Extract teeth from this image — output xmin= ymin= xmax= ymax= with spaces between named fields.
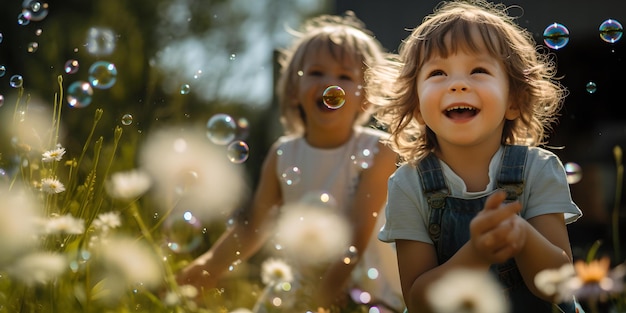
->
xmin=446 ymin=106 xmax=475 ymax=111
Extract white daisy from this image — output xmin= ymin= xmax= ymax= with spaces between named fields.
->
xmin=43 ymin=213 xmax=85 ymax=235
xmin=105 ymin=169 xmax=152 ymax=201
xmin=427 ymin=268 xmax=509 ymax=313
xmin=261 ymin=258 xmax=294 ymax=286
xmin=40 ymin=177 xmax=65 ymax=194
xmin=5 ymin=252 xmax=67 ymax=286
xmin=92 ymin=211 xmax=122 ymax=233
xmin=139 ymin=128 xmax=245 ymax=221
xmin=274 ymin=201 xmax=350 ymax=266
xmin=0 ymin=185 xmax=41 ymax=266
xmin=41 ymin=144 xmax=66 ymax=163
xmin=98 ymin=236 xmax=162 ymax=288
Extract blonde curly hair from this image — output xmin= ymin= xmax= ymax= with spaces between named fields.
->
xmin=367 ymin=0 xmax=566 ymax=164
xmin=276 ymin=11 xmax=386 ymax=136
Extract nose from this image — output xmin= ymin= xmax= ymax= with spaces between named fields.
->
xmin=449 ymin=78 xmax=469 ymax=92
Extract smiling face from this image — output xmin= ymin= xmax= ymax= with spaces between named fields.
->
xmin=295 ymin=44 xmax=365 ymax=135
xmin=415 ymin=26 xmax=519 ymax=151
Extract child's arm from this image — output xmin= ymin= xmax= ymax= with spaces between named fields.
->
xmin=314 ymin=143 xmax=398 ymax=307
xmin=397 ymin=191 xmax=522 ymax=313
xmin=514 ymin=213 xmax=573 ymax=301
xmin=176 ymin=143 xmax=283 ymax=293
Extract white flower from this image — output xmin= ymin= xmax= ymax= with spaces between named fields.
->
xmin=40 ymin=177 xmax=65 ymax=194
xmin=427 ymin=268 xmax=509 ymax=313
xmin=41 ymin=144 xmax=66 ymax=163
xmin=106 ymin=169 xmax=152 ymax=200
xmin=534 ymin=263 xmax=576 ymax=299
xmin=139 ymin=128 xmax=245 ymax=220
xmin=0 ymin=185 xmax=41 ymax=266
xmin=275 ymin=201 xmax=350 ymax=266
xmin=98 ymin=236 xmax=162 ymax=288
xmin=5 ymin=252 xmax=67 ymax=286
xmin=261 ymin=258 xmax=294 ymax=286
xmin=43 ymin=213 xmax=85 ymax=235
xmin=92 ymin=211 xmax=122 ymax=233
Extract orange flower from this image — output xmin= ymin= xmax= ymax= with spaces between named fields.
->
xmin=574 ymin=257 xmax=611 ymax=284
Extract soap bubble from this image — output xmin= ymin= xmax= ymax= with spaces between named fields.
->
xmin=322 ymin=85 xmax=346 ymax=109
xmin=543 ymin=23 xmax=570 ymax=50
xmin=88 ymin=61 xmax=117 ymax=89
xmin=206 ymin=113 xmax=237 ymax=145
xmin=599 ymin=19 xmax=623 ymax=43
xmin=67 ymin=81 xmax=93 ymax=108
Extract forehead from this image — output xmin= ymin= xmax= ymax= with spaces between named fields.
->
xmin=418 ymin=21 xmax=507 ymax=65
xmin=297 ymin=32 xmax=364 ymax=68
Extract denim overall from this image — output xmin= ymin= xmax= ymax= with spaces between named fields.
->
xmin=417 ymin=145 xmax=575 ymax=313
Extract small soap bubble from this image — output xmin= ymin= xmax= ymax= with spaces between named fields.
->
xmin=164 ymin=211 xmax=203 ymax=253
xmin=599 ymin=19 xmax=623 ymax=43
xmin=88 ymin=61 xmax=117 ymax=89
xmin=543 ymin=23 xmax=570 ymax=50
xmin=564 ymin=162 xmax=582 ymax=184
xmin=343 ymin=245 xmax=358 ymax=265
xmin=121 ymin=113 xmax=133 ymax=126
xmin=0 ymin=33 xmax=3 ymax=43
xmin=229 ymin=53 xmax=236 ymax=61
xmin=586 ymin=81 xmax=597 ymax=94
xmin=322 ymin=85 xmax=345 ymax=109
xmin=35 ymin=29 xmax=42 ymax=36
xmin=226 ymin=140 xmax=250 ymax=164
xmin=367 ymin=267 xmax=379 ymax=280
xmin=297 ymin=70 xmax=304 ymax=77
xmin=22 ymin=0 xmax=49 ymax=22
xmin=351 ymin=148 xmax=372 ymax=169
xmin=17 ymin=13 xmax=30 ymax=26
xmin=180 ymin=84 xmax=190 ymax=95
xmin=193 ymin=70 xmax=203 ymax=79
xmin=206 ymin=113 xmax=237 ymax=145
xmin=236 ymin=117 xmax=250 ymax=140
xmin=281 ymin=166 xmax=301 ymax=186
xmin=86 ymin=27 xmax=116 ymax=56
xmin=0 ymin=65 xmax=6 ymax=77
xmin=0 ymin=95 xmax=4 ymax=107
xmin=10 ymin=75 xmax=24 ymax=88
xmin=64 ymin=59 xmax=79 ymax=74
xmin=66 ymin=81 xmax=93 ymax=108
xmin=27 ymin=42 xmax=38 ymax=53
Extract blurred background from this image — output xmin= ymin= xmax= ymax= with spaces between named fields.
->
xmin=0 ymin=0 xmax=625 ymax=262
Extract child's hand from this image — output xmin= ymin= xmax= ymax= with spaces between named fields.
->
xmin=469 ymin=190 xmax=524 ymax=264
xmin=175 ymin=260 xmax=217 ymax=294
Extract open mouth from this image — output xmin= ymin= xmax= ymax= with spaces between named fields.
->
xmin=316 ymin=98 xmax=336 ymax=111
xmin=444 ymin=105 xmax=479 ymax=119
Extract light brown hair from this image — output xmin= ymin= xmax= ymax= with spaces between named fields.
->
xmin=367 ymin=0 xmax=566 ymax=164
xmin=276 ymin=11 xmax=386 ymax=136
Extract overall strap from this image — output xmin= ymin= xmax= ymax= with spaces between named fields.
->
xmin=497 ymin=145 xmax=528 ymax=201
xmin=417 ymin=153 xmax=449 ymax=243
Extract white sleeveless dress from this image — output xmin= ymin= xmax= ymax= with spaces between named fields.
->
xmin=274 ymin=126 xmax=404 ymax=312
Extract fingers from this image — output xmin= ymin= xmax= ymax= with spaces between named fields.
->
xmin=472 ymin=215 xmax=525 ymax=263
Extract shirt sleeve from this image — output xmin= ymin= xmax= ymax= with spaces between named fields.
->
xmin=522 ymin=148 xmax=582 ymax=224
xmin=378 ymin=164 xmax=433 ymax=244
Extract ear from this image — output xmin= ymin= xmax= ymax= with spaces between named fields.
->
xmin=505 ymin=100 xmax=520 ymax=120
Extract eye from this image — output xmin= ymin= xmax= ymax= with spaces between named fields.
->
xmin=339 ymin=74 xmax=354 ymax=81
xmin=471 ymin=67 xmax=489 ymax=74
xmin=427 ymin=69 xmax=445 ymax=77
xmin=309 ymin=70 xmax=324 ymax=76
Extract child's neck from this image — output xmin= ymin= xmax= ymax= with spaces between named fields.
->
xmin=436 ymin=143 xmax=501 ymax=192
xmin=305 ymin=125 xmax=355 ymax=149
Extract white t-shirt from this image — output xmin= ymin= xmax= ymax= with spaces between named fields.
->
xmin=379 ymin=145 xmax=582 ymax=245
xmin=275 ymin=126 xmax=404 ymax=311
